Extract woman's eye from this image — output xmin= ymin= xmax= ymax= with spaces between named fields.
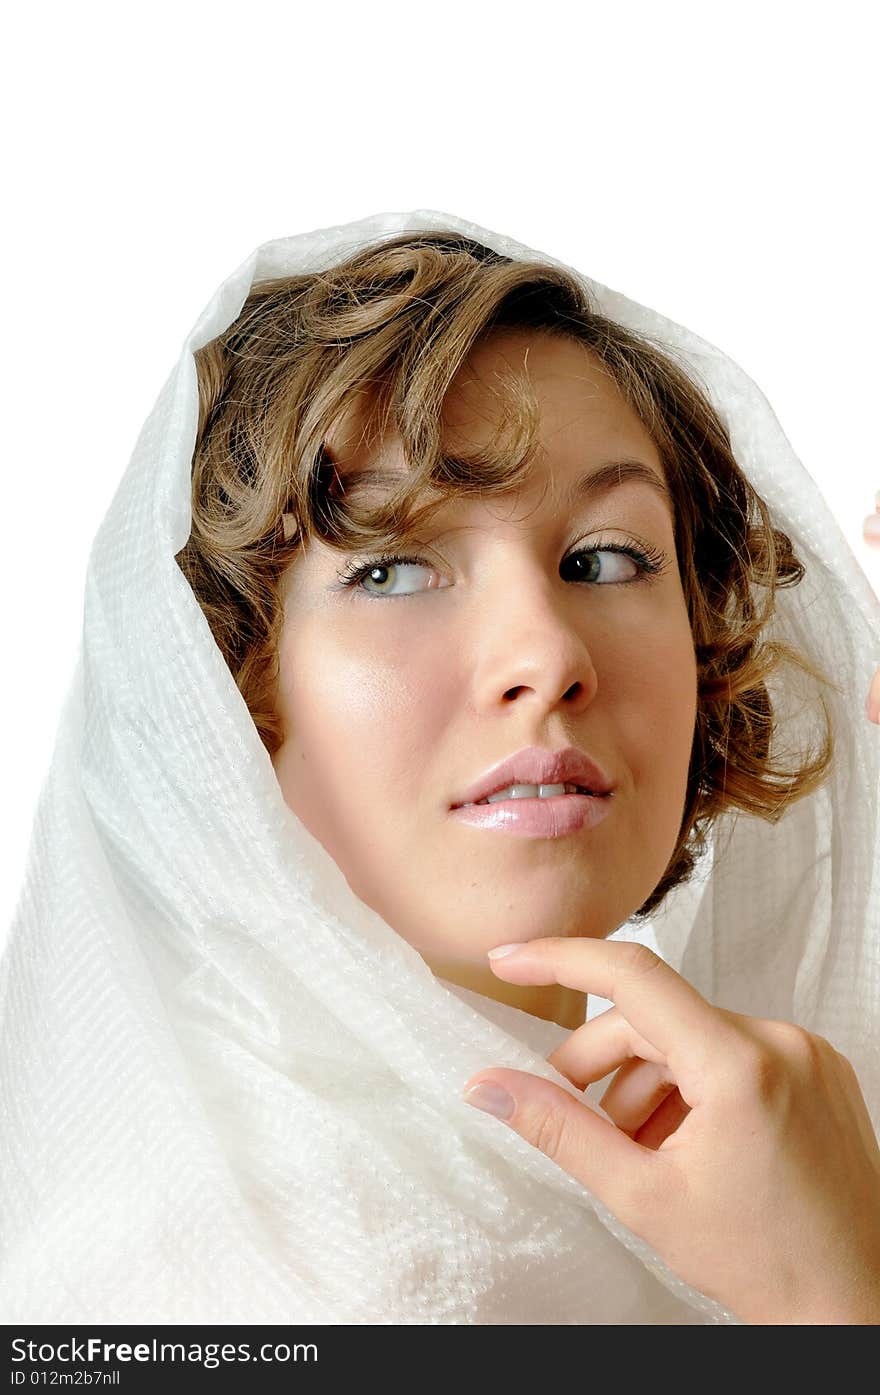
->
xmin=337 ymin=541 xmax=666 ymax=598
xmin=562 ymin=548 xmax=640 ymax=584
xmin=342 ymin=556 xmax=443 ymax=597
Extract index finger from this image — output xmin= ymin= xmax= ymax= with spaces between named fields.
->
xmin=488 ymin=937 xmax=726 ymax=1070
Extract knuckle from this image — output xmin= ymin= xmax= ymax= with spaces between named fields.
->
xmin=766 ymin=1021 xmax=824 ymax=1073
xmin=532 ymin=1106 xmax=570 ymax=1163
xmin=723 ymin=1021 xmax=825 ymax=1101
xmin=832 ymin=1047 xmax=859 ymax=1084
xmin=621 ymin=943 xmax=663 ymax=980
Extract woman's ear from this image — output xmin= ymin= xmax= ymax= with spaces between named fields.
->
xmin=281 ymin=513 xmax=297 ymax=542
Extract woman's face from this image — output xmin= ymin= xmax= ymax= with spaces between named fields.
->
xmin=272 ymin=330 xmax=698 ymax=1023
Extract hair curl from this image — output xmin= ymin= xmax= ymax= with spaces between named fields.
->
xmin=175 ymin=228 xmax=838 ymax=920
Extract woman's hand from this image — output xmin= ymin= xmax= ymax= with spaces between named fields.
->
xmin=865 ymin=492 xmax=880 ymax=723
xmin=462 ymin=937 xmax=880 ymax=1324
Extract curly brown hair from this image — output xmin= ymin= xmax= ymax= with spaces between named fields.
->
xmin=175 ymin=228 xmax=838 ymax=921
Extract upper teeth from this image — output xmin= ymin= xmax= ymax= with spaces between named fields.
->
xmin=465 ymin=782 xmax=594 ymax=807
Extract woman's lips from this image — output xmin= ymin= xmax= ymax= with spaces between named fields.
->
xmin=448 ymin=791 xmax=613 ymax=839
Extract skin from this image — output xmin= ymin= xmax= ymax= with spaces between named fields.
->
xmin=271 ymin=329 xmax=698 ymax=1030
xmin=463 ymin=937 xmax=880 ymax=1324
xmin=453 ymin=494 xmax=880 ymax=1323
xmin=267 ymin=331 xmax=880 ymax=1322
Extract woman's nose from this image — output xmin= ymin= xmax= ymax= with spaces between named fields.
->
xmin=467 ymin=571 xmax=599 ymax=716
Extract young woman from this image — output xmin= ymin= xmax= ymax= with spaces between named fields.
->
xmin=1 ymin=211 xmax=877 ymax=1324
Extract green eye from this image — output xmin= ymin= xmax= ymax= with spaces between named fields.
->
xmin=335 ymin=539 xmax=669 ymax=598
xmin=344 ymin=556 xmax=436 ymax=596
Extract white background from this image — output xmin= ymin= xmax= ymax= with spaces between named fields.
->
xmin=2 ymin=1 xmax=878 ymax=935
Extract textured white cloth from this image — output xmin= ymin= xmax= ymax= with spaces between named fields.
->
xmin=2 ymin=210 xmax=878 ymax=1325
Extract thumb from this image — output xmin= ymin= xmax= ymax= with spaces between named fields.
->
xmin=462 ymin=1068 xmax=664 ymax=1224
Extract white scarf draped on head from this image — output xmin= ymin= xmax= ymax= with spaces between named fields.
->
xmin=1 ymin=210 xmax=878 ymax=1325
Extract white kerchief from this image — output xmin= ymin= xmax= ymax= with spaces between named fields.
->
xmin=2 ymin=210 xmax=877 ymax=1324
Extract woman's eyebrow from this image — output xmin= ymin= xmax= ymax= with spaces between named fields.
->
xmin=564 ymin=459 xmax=674 ymax=518
xmin=337 ymin=458 xmax=674 ymax=520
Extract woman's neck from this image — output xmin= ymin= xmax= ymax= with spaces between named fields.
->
xmin=424 ymin=954 xmax=587 ymax=1030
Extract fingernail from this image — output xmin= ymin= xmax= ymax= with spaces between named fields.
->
xmin=488 ymin=942 xmax=527 ymax=959
xmin=463 ymin=1082 xmax=515 ymax=1120
xmin=864 ymin=514 xmax=880 ymax=541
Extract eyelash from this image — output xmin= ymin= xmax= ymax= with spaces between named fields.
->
xmin=334 ymin=536 xmax=669 ymax=597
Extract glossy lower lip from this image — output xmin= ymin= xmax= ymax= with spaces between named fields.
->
xmin=448 ymin=793 xmax=613 ymax=839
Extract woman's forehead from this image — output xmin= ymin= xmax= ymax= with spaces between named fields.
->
xmin=323 ymin=342 xmax=658 ymax=502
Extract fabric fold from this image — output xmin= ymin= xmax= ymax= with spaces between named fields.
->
xmin=1 ymin=209 xmax=877 ymax=1324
